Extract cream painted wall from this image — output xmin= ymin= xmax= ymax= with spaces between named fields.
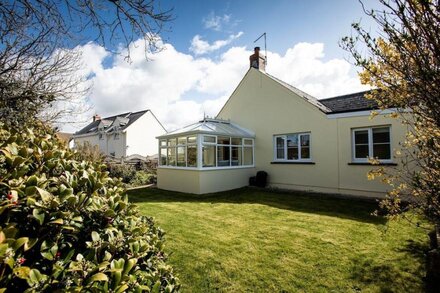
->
xmin=73 ymin=132 xmax=126 ymax=157
xmin=126 ymin=111 xmax=166 ymax=156
xmin=157 ymin=168 xmax=201 ymax=194
xmin=157 ymin=167 xmax=255 ymax=194
xmin=217 ymin=68 xmax=406 ymax=197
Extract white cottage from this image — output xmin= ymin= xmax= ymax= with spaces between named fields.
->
xmin=73 ymin=110 xmax=166 ymax=158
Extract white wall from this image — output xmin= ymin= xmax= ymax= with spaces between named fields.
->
xmin=126 ymin=111 xmax=166 ymax=156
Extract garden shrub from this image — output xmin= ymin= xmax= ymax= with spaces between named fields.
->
xmin=0 ymin=123 xmax=179 ymax=292
xmin=129 ymin=171 xmax=157 ymax=187
xmin=106 ymin=163 xmax=136 ymax=184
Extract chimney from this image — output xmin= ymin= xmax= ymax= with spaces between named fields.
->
xmin=93 ymin=114 xmax=101 ymax=122
xmin=249 ymin=46 xmax=266 ymax=72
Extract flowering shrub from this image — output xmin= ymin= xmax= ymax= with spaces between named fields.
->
xmin=0 ymin=123 xmax=179 ymax=292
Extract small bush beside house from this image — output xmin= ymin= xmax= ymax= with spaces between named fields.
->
xmin=0 ymin=123 xmax=179 ymax=292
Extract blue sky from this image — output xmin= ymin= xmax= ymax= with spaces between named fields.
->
xmin=159 ymin=0 xmax=378 ymax=61
xmin=64 ymin=0 xmax=381 ymax=132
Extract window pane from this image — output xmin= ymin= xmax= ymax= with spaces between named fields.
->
xmin=177 ymin=137 xmax=187 ymax=145
xmin=177 ymin=146 xmax=186 ymax=166
xmin=187 ymin=145 xmax=197 ymax=167
xmin=373 ymin=127 xmax=390 ymax=143
xmin=373 ymin=144 xmax=391 ymax=159
xmin=301 ymin=147 xmax=310 ymax=159
xmin=203 ymin=146 xmax=216 ymax=167
xmin=354 ymin=130 xmax=369 ymax=144
xmin=203 ymin=136 xmax=216 ymax=143
xmin=168 ymin=138 xmax=176 ymax=146
xmin=300 ymin=134 xmax=310 ymax=147
xmin=231 ymin=137 xmax=241 ymax=145
xmin=217 ymin=145 xmax=230 ymax=166
xmin=277 ymin=148 xmax=284 ymax=159
xmin=188 ymin=136 xmax=197 ymax=144
xmin=243 ymin=147 xmax=253 ymax=165
xmin=287 ymin=147 xmax=299 ymax=160
xmin=160 ymin=148 xmax=167 ymax=165
xmin=287 ymin=135 xmax=298 ymax=147
xmin=167 ymin=147 xmax=176 ymax=166
xmin=276 ymin=136 xmax=284 ymax=148
xmin=231 ymin=146 xmax=242 ymax=166
xmin=160 ymin=140 xmax=167 ymax=146
xmin=218 ymin=136 xmax=230 ymax=145
xmin=243 ymin=139 xmax=253 ymax=146
xmin=355 ymin=145 xmax=369 ymax=159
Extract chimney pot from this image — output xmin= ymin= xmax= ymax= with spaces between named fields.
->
xmin=93 ymin=114 xmax=101 ymax=122
xmin=249 ymin=47 xmax=266 ymax=72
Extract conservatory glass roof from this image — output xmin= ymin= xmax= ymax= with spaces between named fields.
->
xmin=158 ymin=118 xmax=255 ymax=138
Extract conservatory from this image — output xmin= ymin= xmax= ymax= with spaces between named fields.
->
xmin=156 ymin=118 xmax=256 ymax=194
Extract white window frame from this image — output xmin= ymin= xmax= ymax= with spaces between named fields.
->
xmin=158 ymin=135 xmax=255 ymax=170
xmin=351 ymin=126 xmax=392 ymax=163
xmin=273 ymin=132 xmax=312 ymax=162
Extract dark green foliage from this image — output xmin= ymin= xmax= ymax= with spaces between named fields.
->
xmin=106 ymin=164 xmax=137 ymax=184
xmin=0 ymin=123 xmax=179 ymax=292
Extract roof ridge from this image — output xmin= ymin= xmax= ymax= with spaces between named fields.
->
xmin=102 ymin=109 xmax=149 ymax=120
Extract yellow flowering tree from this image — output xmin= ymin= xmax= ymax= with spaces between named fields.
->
xmin=342 ymin=1 xmax=439 ymax=227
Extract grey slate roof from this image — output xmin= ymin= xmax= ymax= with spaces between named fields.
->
xmin=320 ymin=90 xmax=377 ymax=114
xmin=74 ymin=110 xmax=149 ymax=135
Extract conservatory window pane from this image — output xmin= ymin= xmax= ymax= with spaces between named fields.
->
xmin=217 ymin=145 xmax=230 ymax=166
xmin=231 ymin=137 xmax=241 ymax=145
xmin=243 ymin=147 xmax=253 ymax=165
xmin=187 ymin=136 xmax=197 ymax=144
xmin=203 ymin=146 xmax=216 ymax=167
xmin=177 ymin=146 xmax=186 ymax=167
xmin=177 ymin=137 xmax=187 ymax=145
xmin=243 ymin=139 xmax=253 ymax=146
xmin=160 ymin=148 xmax=167 ymax=165
xmin=167 ymin=147 xmax=176 ymax=166
xmin=187 ymin=145 xmax=197 ymax=167
xmin=168 ymin=138 xmax=176 ymax=146
xmin=218 ymin=136 xmax=230 ymax=145
xmin=160 ymin=140 xmax=167 ymax=147
xmin=231 ymin=146 xmax=242 ymax=166
xmin=204 ymin=136 xmax=216 ymax=143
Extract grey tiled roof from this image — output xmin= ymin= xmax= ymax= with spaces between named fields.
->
xmin=74 ymin=110 xmax=149 ymax=135
xmin=320 ymin=90 xmax=377 ymax=113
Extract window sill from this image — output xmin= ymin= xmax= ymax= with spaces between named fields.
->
xmin=271 ymin=161 xmax=315 ymax=165
xmin=348 ymin=162 xmax=397 ymax=166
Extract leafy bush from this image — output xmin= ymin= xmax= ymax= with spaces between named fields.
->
xmin=73 ymin=141 xmax=105 ymax=163
xmin=129 ymin=171 xmax=157 ymax=187
xmin=0 ymin=123 xmax=180 ymax=292
xmin=107 ymin=163 xmax=136 ymax=184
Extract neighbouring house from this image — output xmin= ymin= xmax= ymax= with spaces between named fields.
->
xmin=157 ymin=47 xmax=407 ymax=197
xmin=73 ymin=110 xmax=166 ymax=158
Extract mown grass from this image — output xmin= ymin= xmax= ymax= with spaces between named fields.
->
xmin=128 ymin=187 xmax=429 ymax=292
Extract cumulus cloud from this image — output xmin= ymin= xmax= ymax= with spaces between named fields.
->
xmin=189 ymin=32 xmax=243 ymax=55
xmin=203 ymin=12 xmax=231 ymax=31
xmin=64 ymin=39 xmax=368 ymax=133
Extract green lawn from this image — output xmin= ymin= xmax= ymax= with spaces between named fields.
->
xmin=128 ymin=187 xmax=428 ymax=292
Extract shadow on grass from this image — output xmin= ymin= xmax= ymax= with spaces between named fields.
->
xmin=350 ymin=239 xmax=428 ymax=292
xmin=127 ymin=187 xmax=386 ymax=225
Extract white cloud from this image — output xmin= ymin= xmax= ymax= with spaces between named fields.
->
xmin=64 ymin=39 xmax=368 ymax=133
xmin=190 ymin=32 xmax=243 ymax=55
xmin=203 ymin=12 xmax=231 ymax=31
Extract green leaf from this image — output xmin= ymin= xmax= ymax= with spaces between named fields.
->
xmin=49 ymin=219 xmax=64 ymax=225
xmin=14 ymin=266 xmax=31 ymax=279
xmin=24 ymin=238 xmax=38 ymax=251
xmin=88 ymin=272 xmax=108 ymax=283
xmin=91 ymin=231 xmax=100 ymax=242
xmin=32 ymin=209 xmax=45 ymax=225
xmin=35 ymin=187 xmax=52 ymax=201
xmin=152 ymin=281 xmax=161 ymax=293
xmin=13 ymin=237 xmax=29 ymax=251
